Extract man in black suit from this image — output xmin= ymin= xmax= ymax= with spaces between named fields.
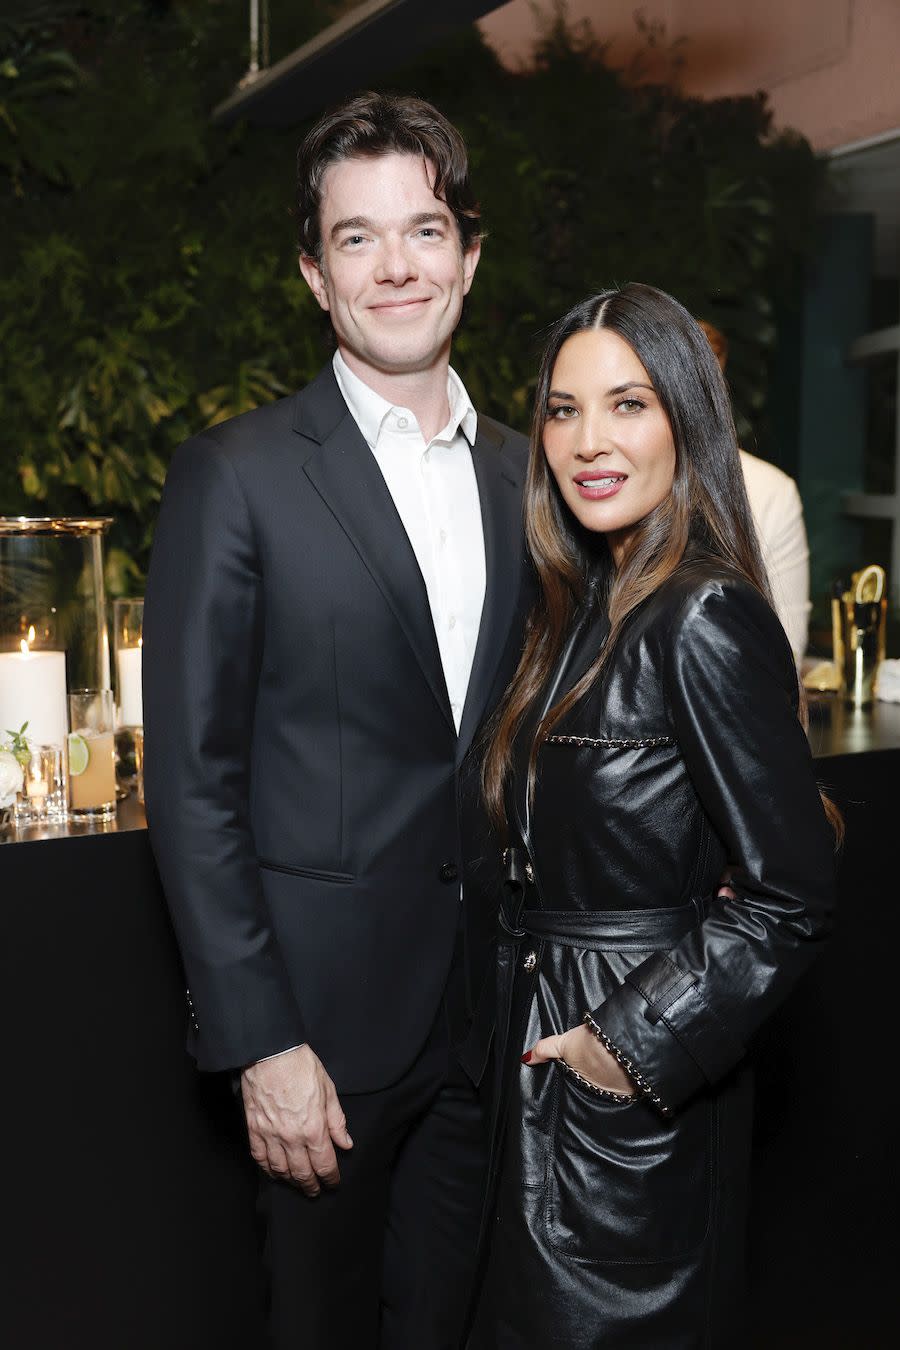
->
xmin=143 ymin=92 xmax=530 ymax=1349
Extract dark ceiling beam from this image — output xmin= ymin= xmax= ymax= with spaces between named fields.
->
xmin=212 ymin=0 xmax=500 ymax=128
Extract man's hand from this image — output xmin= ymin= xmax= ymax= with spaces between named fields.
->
xmin=240 ymin=1044 xmax=353 ymax=1196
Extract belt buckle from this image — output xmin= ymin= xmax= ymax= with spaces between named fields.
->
xmin=498 ymin=908 xmax=527 ymax=941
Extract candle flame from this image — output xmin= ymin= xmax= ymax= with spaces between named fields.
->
xmin=27 ymin=625 xmax=36 ymax=644
xmin=20 ymin=638 xmax=29 ymax=656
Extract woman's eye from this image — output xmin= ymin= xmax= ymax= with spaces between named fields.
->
xmin=616 ymin=398 xmax=645 ymax=412
xmin=548 ymin=405 xmax=578 ymax=420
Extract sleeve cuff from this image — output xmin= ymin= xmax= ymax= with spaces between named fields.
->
xmin=253 ymin=1043 xmax=307 ymax=1065
xmin=583 ymin=1012 xmax=672 ymax=1116
xmin=589 ymin=951 xmax=746 ymax=1113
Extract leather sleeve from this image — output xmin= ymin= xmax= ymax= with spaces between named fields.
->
xmin=143 ymin=435 xmax=306 ymax=1072
xmin=589 ymin=576 xmax=836 ymax=1112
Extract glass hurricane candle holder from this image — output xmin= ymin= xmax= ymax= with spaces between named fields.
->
xmin=0 ymin=518 xmax=114 ymax=776
xmin=113 ymin=598 xmax=144 ymax=729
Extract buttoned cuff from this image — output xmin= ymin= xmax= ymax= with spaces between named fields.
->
xmin=590 ymin=952 xmax=746 ymax=1114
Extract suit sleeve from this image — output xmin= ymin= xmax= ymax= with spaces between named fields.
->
xmin=588 ymin=578 xmax=836 ymax=1113
xmin=143 ymin=434 xmax=306 ymax=1072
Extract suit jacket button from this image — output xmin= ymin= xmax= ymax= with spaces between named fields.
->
xmin=439 ymin=861 xmax=459 ymax=884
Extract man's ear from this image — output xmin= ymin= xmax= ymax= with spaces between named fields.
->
xmin=462 ymin=237 xmax=482 ymax=297
xmin=299 ymin=253 xmax=330 ymax=312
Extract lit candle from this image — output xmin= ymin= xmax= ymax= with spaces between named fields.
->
xmin=116 ymin=642 xmax=143 ymax=727
xmin=0 ymin=633 xmax=67 ymax=747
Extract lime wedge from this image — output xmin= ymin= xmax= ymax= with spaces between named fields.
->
xmin=67 ymin=732 xmax=90 ymax=776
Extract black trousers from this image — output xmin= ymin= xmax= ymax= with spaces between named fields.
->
xmin=257 ymin=998 xmax=488 ymax=1350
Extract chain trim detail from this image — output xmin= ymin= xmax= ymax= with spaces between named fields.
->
xmin=546 ymin=734 xmax=676 ymax=749
xmin=559 ymin=1059 xmax=636 ymax=1104
xmin=583 ymin=1011 xmax=672 ymax=1117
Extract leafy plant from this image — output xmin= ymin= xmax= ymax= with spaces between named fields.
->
xmin=0 ymin=1 xmax=826 ymax=586
xmin=0 ymin=7 xmax=84 ymax=195
xmin=3 ymin=722 xmax=32 ymax=768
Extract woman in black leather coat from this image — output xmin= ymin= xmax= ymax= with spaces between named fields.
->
xmin=471 ymin=284 xmax=839 ymax=1348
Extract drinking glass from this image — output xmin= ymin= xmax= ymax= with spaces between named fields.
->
xmin=12 ymin=742 xmax=68 ymax=824
xmin=133 ymin=725 xmax=144 ymax=806
xmin=68 ymin=689 xmax=117 ymax=820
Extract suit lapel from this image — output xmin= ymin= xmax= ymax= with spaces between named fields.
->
xmin=456 ymin=419 xmax=527 ymax=763
xmin=295 ymin=368 xmax=454 ymax=731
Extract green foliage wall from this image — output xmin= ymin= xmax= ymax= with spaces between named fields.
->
xmin=1 ymin=1 xmax=825 ymax=585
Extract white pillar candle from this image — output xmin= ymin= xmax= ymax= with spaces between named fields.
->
xmin=116 ymin=645 xmax=143 ymax=727
xmin=0 ymin=647 xmax=68 ymax=747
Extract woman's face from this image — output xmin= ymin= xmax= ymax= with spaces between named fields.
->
xmin=542 ymin=328 xmax=676 ymax=566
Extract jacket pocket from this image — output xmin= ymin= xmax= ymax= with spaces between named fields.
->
xmin=258 ymin=859 xmax=355 ymax=883
xmin=545 ymin=1063 xmax=714 ymax=1265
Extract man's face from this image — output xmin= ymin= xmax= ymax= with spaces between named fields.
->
xmin=299 ymin=152 xmax=480 ymax=381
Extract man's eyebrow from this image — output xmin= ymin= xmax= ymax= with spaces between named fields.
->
xmin=330 ymin=210 xmax=452 ymax=240
xmin=330 ymin=216 xmax=371 ymax=239
xmin=407 ymin=211 xmax=451 ymax=228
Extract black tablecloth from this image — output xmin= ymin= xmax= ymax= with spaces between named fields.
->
xmin=2 ymin=699 xmax=897 ymax=1347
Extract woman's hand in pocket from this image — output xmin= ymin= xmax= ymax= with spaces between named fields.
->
xmin=522 ymin=1024 xmax=636 ymax=1096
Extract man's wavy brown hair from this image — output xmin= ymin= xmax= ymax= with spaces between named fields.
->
xmin=295 ymin=91 xmax=481 ymax=261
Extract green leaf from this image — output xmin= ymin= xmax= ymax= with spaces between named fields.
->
xmin=19 ymin=463 xmax=42 ymax=496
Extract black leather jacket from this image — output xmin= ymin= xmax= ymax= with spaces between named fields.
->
xmin=474 ymin=560 xmax=836 ymax=1349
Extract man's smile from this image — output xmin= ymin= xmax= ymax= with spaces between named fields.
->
xmin=368 ymin=297 xmax=431 ymax=313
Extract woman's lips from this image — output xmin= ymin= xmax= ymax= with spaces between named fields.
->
xmin=573 ymin=473 xmax=628 ymax=500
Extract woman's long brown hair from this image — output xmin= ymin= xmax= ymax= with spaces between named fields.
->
xmin=482 ymin=284 xmax=843 ymax=844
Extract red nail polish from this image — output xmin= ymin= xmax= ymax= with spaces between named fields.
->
xmin=521 ymin=1051 xmax=533 ymax=1064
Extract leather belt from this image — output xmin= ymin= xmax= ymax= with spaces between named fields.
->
xmin=519 ymin=906 xmax=701 ymax=949
xmin=500 ymin=846 xmax=704 ymax=949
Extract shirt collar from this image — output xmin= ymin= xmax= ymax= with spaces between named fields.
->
xmin=332 ymin=349 xmax=477 ymax=450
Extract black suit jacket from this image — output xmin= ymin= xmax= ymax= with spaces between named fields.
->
xmin=143 ymin=365 xmax=530 ymax=1091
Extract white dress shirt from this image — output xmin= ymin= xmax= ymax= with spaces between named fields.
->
xmin=740 ymin=449 xmax=810 ymax=660
xmin=332 ymin=350 xmax=486 ymax=731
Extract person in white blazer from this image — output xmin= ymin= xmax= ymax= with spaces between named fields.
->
xmin=699 ymin=321 xmax=811 ymax=660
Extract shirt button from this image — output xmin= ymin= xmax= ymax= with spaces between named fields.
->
xmin=448 ymin=615 xmax=457 ymax=630
xmin=397 ymin=416 xmax=408 ymax=429
xmin=439 ymin=529 xmax=447 ymax=545
xmin=439 ymin=861 xmax=459 ymax=884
